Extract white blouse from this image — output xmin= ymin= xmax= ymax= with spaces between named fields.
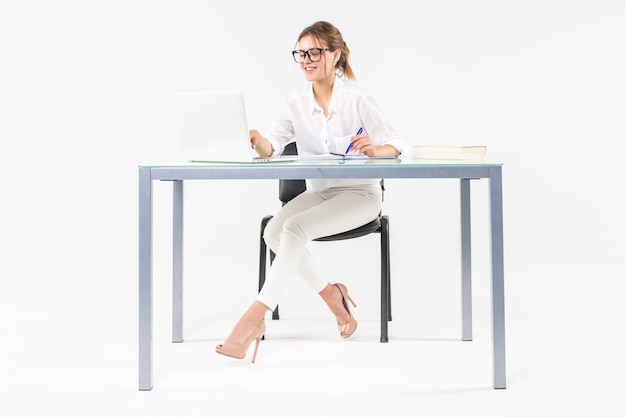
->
xmin=265 ymin=77 xmax=408 ymax=192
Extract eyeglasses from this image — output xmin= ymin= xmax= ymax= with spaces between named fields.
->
xmin=291 ymin=48 xmax=331 ymax=63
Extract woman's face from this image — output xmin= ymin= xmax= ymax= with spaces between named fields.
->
xmin=297 ymin=35 xmax=339 ymax=83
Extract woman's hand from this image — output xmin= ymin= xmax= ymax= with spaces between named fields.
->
xmin=250 ymin=129 xmax=274 ymax=157
xmin=348 ymin=133 xmax=400 ymax=157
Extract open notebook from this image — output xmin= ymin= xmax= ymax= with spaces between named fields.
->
xmin=172 ymin=89 xmax=297 ymax=163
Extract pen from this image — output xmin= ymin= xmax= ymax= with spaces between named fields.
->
xmin=345 ymin=127 xmax=363 ymax=154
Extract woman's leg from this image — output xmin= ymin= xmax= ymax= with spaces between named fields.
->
xmin=217 ymin=186 xmax=381 ymax=354
xmin=216 ymin=193 xmax=325 ymax=353
xmin=259 ymin=186 xmax=382 ymax=310
xmin=259 ymin=191 xmax=326 ymax=308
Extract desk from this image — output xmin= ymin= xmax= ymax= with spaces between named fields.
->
xmin=138 ymin=159 xmax=506 ymax=391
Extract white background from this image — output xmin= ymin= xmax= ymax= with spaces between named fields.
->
xmin=1 ymin=1 xmax=625 ymax=415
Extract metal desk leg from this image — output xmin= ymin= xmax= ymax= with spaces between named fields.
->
xmin=489 ymin=166 xmax=507 ymax=389
xmin=172 ymin=181 xmax=184 ymax=343
xmin=138 ymin=168 xmax=153 ymax=391
xmin=460 ymin=179 xmax=473 ymax=342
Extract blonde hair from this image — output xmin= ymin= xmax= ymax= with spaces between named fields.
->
xmin=296 ymin=21 xmax=355 ymax=80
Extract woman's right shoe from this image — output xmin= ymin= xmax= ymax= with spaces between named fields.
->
xmin=215 ymin=321 xmax=266 ymax=363
xmin=334 ymin=283 xmax=357 ymax=339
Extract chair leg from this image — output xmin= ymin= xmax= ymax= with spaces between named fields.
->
xmin=259 ymin=216 xmax=280 ymax=322
xmin=259 ymin=216 xmax=272 ymax=293
xmin=380 ymin=215 xmax=390 ymax=343
xmin=269 ymin=250 xmax=280 ymax=320
xmin=384 ymin=216 xmax=391 ymax=322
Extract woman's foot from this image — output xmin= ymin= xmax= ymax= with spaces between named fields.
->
xmin=215 ymin=301 xmax=269 ymax=362
xmin=320 ymin=283 xmax=357 ymax=339
xmin=215 ymin=321 xmax=265 ymax=362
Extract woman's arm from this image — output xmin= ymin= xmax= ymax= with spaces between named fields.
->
xmin=348 ymin=135 xmax=401 ymax=157
xmin=250 ymin=129 xmax=274 ymax=157
xmin=356 ymin=94 xmax=408 ymax=157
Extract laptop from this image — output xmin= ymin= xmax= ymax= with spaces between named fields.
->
xmin=172 ymin=89 xmax=298 ymax=163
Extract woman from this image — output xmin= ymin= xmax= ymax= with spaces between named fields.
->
xmin=216 ymin=21 xmax=407 ymax=362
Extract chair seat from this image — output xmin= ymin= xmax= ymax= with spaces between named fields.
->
xmin=315 ymin=217 xmax=381 ymax=241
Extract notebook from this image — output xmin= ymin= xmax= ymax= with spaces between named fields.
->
xmin=172 ymin=89 xmax=298 ymax=163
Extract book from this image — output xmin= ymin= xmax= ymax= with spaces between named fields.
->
xmin=411 ymin=146 xmax=486 ymax=161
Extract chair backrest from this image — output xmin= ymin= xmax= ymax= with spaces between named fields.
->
xmin=278 ymin=141 xmax=385 ymax=204
xmin=278 ymin=142 xmax=306 ymax=204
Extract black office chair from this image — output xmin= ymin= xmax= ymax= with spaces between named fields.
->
xmin=258 ymin=141 xmax=392 ymax=342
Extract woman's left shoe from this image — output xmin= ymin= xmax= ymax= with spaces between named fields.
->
xmin=334 ymin=283 xmax=357 ymax=339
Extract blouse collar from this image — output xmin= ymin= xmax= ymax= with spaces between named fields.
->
xmin=308 ymin=76 xmax=345 ymax=116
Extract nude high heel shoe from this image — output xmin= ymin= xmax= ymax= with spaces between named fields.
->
xmin=334 ymin=283 xmax=357 ymax=339
xmin=215 ymin=321 xmax=266 ymax=363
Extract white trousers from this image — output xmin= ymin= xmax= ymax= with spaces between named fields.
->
xmin=257 ymin=184 xmax=383 ymax=311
